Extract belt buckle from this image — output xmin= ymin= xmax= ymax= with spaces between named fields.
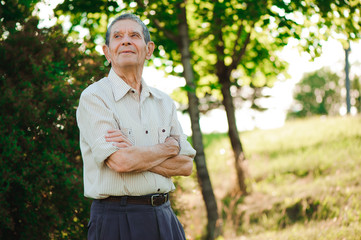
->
xmin=151 ymin=193 xmax=168 ymax=206
xmin=151 ymin=194 xmax=161 ymax=206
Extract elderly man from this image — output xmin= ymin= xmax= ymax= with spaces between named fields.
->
xmin=76 ymin=13 xmax=196 ymax=240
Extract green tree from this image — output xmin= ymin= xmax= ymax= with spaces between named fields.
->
xmin=173 ymin=3 xmax=221 ymax=238
xmin=0 ymin=15 xmax=107 ymax=239
xmin=192 ymin=0 xmax=360 ymax=194
xmin=289 ymin=68 xmax=342 ymax=118
xmin=201 ymin=0 xmax=287 ymax=194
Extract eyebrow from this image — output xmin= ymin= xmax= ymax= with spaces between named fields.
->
xmin=112 ymin=30 xmax=142 ymax=36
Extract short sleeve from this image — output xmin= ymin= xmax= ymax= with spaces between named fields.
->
xmin=76 ymin=90 xmax=119 ymax=164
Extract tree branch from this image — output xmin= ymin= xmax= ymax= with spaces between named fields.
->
xmin=134 ymin=0 xmax=145 ymax=8
xmin=229 ymin=23 xmax=254 ymax=73
xmin=231 ymin=21 xmax=244 ymax=61
xmin=153 ymin=18 xmax=179 ymax=44
xmin=133 ymin=0 xmax=179 ymax=44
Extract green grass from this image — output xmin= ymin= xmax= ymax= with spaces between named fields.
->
xmin=177 ymin=115 xmax=361 ymax=240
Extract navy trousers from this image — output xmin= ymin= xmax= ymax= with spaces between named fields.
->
xmin=87 ymin=199 xmax=186 ymax=240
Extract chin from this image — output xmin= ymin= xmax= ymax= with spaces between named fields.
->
xmin=115 ymin=59 xmax=138 ymax=67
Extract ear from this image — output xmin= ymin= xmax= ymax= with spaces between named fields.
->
xmin=145 ymin=41 xmax=155 ymax=60
xmin=102 ymin=45 xmax=111 ymax=63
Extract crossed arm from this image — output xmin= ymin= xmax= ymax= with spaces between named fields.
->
xmin=104 ymin=129 xmax=193 ymax=178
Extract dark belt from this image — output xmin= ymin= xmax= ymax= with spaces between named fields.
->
xmin=102 ymin=193 xmax=169 ymax=206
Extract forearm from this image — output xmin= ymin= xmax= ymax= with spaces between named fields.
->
xmin=105 ymin=141 xmax=179 ymax=173
xmin=149 ymin=155 xmax=193 ymax=178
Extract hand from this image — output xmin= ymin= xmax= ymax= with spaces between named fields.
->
xmin=164 ymin=136 xmax=180 ymax=155
xmin=105 ymin=129 xmax=132 ymax=149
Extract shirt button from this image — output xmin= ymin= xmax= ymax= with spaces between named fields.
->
xmin=131 ymin=90 xmax=135 ymax=93
xmin=145 ymin=130 xmax=148 ymax=134
xmin=162 ymin=129 xmax=165 ymax=132
xmin=157 ymin=188 xmax=160 ymax=192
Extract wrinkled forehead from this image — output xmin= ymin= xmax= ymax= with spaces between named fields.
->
xmin=110 ymin=19 xmax=143 ymax=35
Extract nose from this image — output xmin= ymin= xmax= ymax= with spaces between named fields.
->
xmin=121 ymin=35 xmax=132 ymax=46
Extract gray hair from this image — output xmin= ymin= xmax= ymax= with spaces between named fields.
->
xmin=105 ymin=13 xmax=151 ymax=46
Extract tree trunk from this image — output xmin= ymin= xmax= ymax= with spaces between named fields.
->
xmin=213 ymin=3 xmax=249 ymax=194
xmin=220 ymin=78 xmax=248 ymax=194
xmin=345 ymin=44 xmax=351 ymax=114
xmin=177 ymin=2 xmax=221 ymax=239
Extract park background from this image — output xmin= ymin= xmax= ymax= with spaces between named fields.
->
xmin=1 ymin=0 xmax=360 ymax=239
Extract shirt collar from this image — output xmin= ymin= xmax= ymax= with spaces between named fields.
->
xmin=141 ymin=80 xmax=162 ymax=100
xmin=108 ymin=68 xmax=131 ymax=101
xmin=108 ymin=68 xmax=162 ymax=101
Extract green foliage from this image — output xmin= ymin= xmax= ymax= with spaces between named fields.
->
xmin=289 ymin=68 xmax=342 ymax=118
xmin=0 ymin=16 xmax=107 ymax=239
xmin=0 ymin=0 xmax=38 ymax=35
xmin=53 ymin=0 xmax=361 ymax=113
xmin=54 ymin=0 xmax=288 ymax=108
xmin=55 ymin=0 xmax=120 ymax=53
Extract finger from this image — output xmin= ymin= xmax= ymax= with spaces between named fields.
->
xmin=106 ymin=160 xmax=117 ymax=171
xmin=165 ymin=137 xmax=179 ymax=148
xmin=105 ymin=159 xmax=113 ymax=169
xmin=106 ymin=136 xmax=132 ymax=145
xmin=106 ymin=131 xmax=124 ymax=138
xmin=165 ymin=137 xmax=177 ymax=144
xmin=107 ymin=129 xmax=119 ymax=133
xmin=105 ymin=135 xmax=126 ymax=141
xmin=112 ymin=142 xmax=131 ymax=148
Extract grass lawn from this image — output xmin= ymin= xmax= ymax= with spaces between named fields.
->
xmin=174 ymin=115 xmax=361 ymax=240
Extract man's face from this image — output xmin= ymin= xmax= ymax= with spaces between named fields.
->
xmin=103 ymin=19 xmax=154 ymax=71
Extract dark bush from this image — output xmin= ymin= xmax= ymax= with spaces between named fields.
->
xmin=0 ymin=17 xmax=106 ymax=239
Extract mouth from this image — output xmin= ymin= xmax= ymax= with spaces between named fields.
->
xmin=120 ymin=50 xmax=135 ymax=54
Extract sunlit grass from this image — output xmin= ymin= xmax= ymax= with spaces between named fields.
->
xmin=231 ymin=115 xmax=361 ymax=239
xmin=177 ymin=115 xmax=361 ymax=240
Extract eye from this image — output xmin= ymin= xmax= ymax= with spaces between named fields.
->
xmin=114 ymin=33 xmax=122 ymax=39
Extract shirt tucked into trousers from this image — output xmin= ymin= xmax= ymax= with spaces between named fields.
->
xmin=77 ymin=68 xmax=196 ymax=240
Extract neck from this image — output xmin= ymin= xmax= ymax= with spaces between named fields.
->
xmin=113 ymin=66 xmax=143 ymax=93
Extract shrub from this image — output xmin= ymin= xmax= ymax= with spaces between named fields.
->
xmin=0 ymin=17 xmax=106 ymax=239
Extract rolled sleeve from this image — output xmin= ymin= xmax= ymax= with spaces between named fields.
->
xmin=169 ymin=103 xmax=196 ymax=159
xmin=178 ymin=134 xmax=196 ymax=158
xmin=77 ymin=89 xmax=119 ymax=165
xmin=91 ymin=135 xmax=119 ymax=164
